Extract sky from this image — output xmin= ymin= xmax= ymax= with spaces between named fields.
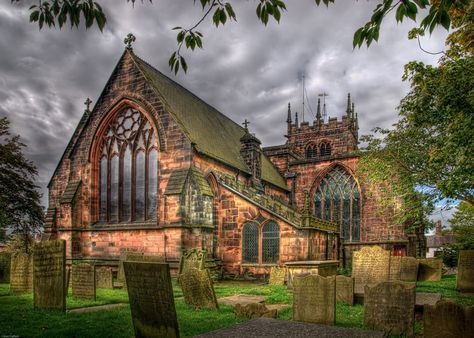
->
xmin=1 ymin=1 xmax=453 ymax=222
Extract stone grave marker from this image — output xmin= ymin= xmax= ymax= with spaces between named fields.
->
xmin=96 ymin=267 xmax=113 ymax=288
xmin=0 ymin=252 xmax=11 ymax=283
xmin=400 ymin=257 xmax=419 ymax=282
xmin=336 ymin=275 xmax=354 ymax=305
xmin=178 ymin=249 xmax=206 ymax=277
xmin=180 ymin=267 xmax=218 ymax=309
xmin=33 ymin=240 xmax=66 ymax=311
xmin=65 ymin=267 xmax=71 ymax=297
xmin=268 ymin=266 xmax=286 ymax=286
xmin=424 ymin=300 xmax=474 ymax=338
xmin=118 ymin=252 xmax=164 ymax=287
xmin=124 ymin=262 xmax=179 ymax=338
xmin=352 ymin=246 xmax=391 ymax=294
xmin=293 ymin=274 xmax=336 ymax=325
xmin=418 ymin=258 xmax=442 ymax=281
xmin=364 ymin=281 xmax=415 ymax=336
xmin=10 ymin=252 xmax=33 ymax=294
xmin=456 ymin=250 xmax=474 ymax=293
xmin=389 ymin=256 xmax=402 ymax=281
xmin=72 ymin=263 xmax=96 ymax=301
xmin=235 ymin=303 xmax=277 ymax=319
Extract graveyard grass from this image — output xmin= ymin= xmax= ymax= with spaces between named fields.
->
xmin=1 ymin=275 xmax=473 ymax=337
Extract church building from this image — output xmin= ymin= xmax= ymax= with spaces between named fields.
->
xmin=45 ymin=39 xmax=421 ymax=275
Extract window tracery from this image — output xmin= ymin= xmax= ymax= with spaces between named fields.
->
xmin=305 ymin=143 xmax=317 ymax=159
xmin=320 ymin=142 xmax=331 ymax=157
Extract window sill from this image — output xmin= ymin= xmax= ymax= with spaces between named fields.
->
xmin=241 ymin=263 xmax=279 ymax=267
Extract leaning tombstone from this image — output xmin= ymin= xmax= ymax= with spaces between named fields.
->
xmin=33 ymin=240 xmax=66 ymax=311
xmin=424 ymin=300 xmax=474 ymax=338
xmin=400 ymin=257 xmax=419 ymax=282
xmin=352 ymin=246 xmax=391 ymax=295
xmin=268 ymin=266 xmax=286 ymax=286
xmin=364 ymin=281 xmax=415 ymax=337
xmin=124 ymin=262 xmax=179 ymax=338
xmin=178 ymin=249 xmax=206 ymax=278
xmin=10 ymin=252 xmax=33 ymax=294
xmin=293 ymin=274 xmax=336 ymax=325
xmin=336 ymin=275 xmax=354 ymax=305
xmin=96 ymin=267 xmax=114 ymax=289
xmin=72 ymin=263 xmax=96 ymax=301
xmin=418 ymin=258 xmax=442 ymax=281
xmin=180 ymin=267 xmax=218 ymax=309
xmin=0 ymin=252 xmax=11 ymax=283
xmin=456 ymin=250 xmax=474 ymax=293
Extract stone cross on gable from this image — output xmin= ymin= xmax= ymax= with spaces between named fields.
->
xmin=242 ymin=119 xmax=250 ymax=132
xmin=124 ymin=33 xmax=136 ymax=50
xmin=84 ymin=98 xmax=92 ymax=111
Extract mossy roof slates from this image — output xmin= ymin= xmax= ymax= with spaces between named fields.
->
xmin=131 ymin=54 xmax=288 ymax=191
xmin=164 ymin=169 xmax=189 ymax=195
xmin=190 ymin=167 xmax=213 ymax=196
xmin=60 ymin=180 xmax=81 ymax=204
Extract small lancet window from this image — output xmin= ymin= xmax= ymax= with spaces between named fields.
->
xmin=305 ymin=143 xmax=317 ymax=159
xmin=320 ymin=142 xmax=331 ymax=157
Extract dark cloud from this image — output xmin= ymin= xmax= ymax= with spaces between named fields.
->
xmin=0 ymin=1 xmax=447 ymax=207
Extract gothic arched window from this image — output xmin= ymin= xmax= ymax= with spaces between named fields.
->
xmin=262 ymin=221 xmax=279 ymax=263
xmin=243 ymin=222 xmax=259 ymax=263
xmin=98 ymin=107 xmax=158 ymax=223
xmin=320 ymin=142 xmax=331 ymax=157
xmin=314 ymin=167 xmax=360 ymax=241
xmin=305 ymin=143 xmax=317 ymax=159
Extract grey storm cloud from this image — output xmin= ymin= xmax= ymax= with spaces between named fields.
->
xmin=1 ymin=1 xmax=447 ymax=207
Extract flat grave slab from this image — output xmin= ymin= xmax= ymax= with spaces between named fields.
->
xmin=194 ymin=318 xmax=384 ymax=338
xmin=416 ymin=292 xmax=442 ymax=307
xmin=218 ymin=294 xmax=266 ymax=306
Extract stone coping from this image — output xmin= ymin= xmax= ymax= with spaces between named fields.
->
xmin=285 ymin=260 xmax=339 ymax=267
xmin=194 ymin=318 xmax=384 ymax=338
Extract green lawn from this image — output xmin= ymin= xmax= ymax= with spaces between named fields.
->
xmin=0 ymin=275 xmax=471 ymax=337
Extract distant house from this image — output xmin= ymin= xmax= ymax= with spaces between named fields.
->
xmin=426 ymin=221 xmax=456 ymax=258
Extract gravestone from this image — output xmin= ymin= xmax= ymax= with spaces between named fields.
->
xmin=424 ymin=300 xmax=474 ymax=338
xmin=364 ymin=281 xmax=415 ymax=336
xmin=72 ymin=263 xmax=96 ymax=301
xmin=180 ymin=267 xmax=218 ymax=309
xmin=96 ymin=267 xmax=113 ymax=288
xmin=389 ymin=256 xmax=402 ymax=281
xmin=268 ymin=267 xmax=286 ymax=286
xmin=400 ymin=257 xmax=419 ymax=282
xmin=336 ymin=275 xmax=354 ymax=305
xmin=456 ymin=250 xmax=474 ymax=293
xmin=293 ymin=274 xmax=336 ymax=325
xmin=234 ymin=303 xmax=277 ymax=319
xmin=33 ymin=240 xmax=66 ymax=311
xmin=418 ymin=258 xmax=442 ymax=281
xmin=10 ymin=253 xmax=33 ymax=294
xmin=65 ymin=267 xmax=71 ymax=297
xmin=118 ymin=252 xmax=164 ymax=287
xmin=352 ymin=246 xmax=391 ymax=294
xmin=0 ymin=252 xmax=11 ymax=282
xmin=178 ymin=249 xmax=206 ymax=277
xmin=124 ymin=262 xmax=179 ymax=338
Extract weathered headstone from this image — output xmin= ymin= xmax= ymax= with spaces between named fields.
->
xmin=72 ymin=263 xmax=96 ymax=301
xmin=234 ymin=303 xmax=277 ymax=319
xmin=456 ymin=250 xmax=474 ymax=293
xmin=400 ymin=257 xmax=419 ymax=282
xmin=178 ymin=249 xmax=206 ymax=277
xmin=336 ymin=275 xmax=354 ymax=305
xmin=10 ymin=252 xmax=33 ymax=294
xmin=424 ymin=300 xmax=474 ymax=338
xmin=293 ymin=274 xmax=336 ymax=325
xmin=65 ymin=267 xmax=71 ymax=297
xmin=0 ymin=252 xmax=11 ymax=283
xmin=33 ymin=240 xmax=66 ymax=311
xmin=268 ymin=267 xmax=286 ymax=286
xmin=180 ymin=267 xmax=218 ymax=309
xmin=364 ymin=281 xmax=415 ymax=336
xmin=389 ymin=256 xmax=402 ymax=281
xmin=117 ymin=252 xmax=144 ymax=286
xmin=418 ymin=258 xmax=442 ymax=281
xmin=96 ymin=267 xmax=113 ymax=288
xmin=352 ymin=246 xmax=391 ymax=294
xmin=124 ymin=262 xmax=179 ymax=338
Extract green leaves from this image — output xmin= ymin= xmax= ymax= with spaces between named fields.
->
xmin=27 ymin=0 xmax=107 ymax=31
xmin=256 ymin=0 xmax=286 ymax=25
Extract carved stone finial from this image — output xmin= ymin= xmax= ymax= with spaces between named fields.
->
xmin=84 ymin=97 xmax=92 ymax=114
xmin=124 ymin=33 xmax=136 ymax=50
xmin=242 ymin=119 xmax=250 ymax=132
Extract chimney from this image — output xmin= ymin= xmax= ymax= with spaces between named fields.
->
xmin=435 ymin=220 xmax=442 ymax=236
xmin=240 ymin=120 xmax=262 ymax=182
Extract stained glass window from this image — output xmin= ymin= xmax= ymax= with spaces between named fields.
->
xmin=98 ymin=107 xmax=158 ymax=223
xmin=314 ymin=167 xmax=360 ymax=241
xmin=320 ymin=142 xmax=331 ymax=157
xmin=262 ymin=221 xmax=279 ymax=263
xmin=243 ymin=222 xmax=259 ymax=263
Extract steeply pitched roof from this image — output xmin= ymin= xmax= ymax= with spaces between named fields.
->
xmin=130 ymin=53 xmax=288 ymax=191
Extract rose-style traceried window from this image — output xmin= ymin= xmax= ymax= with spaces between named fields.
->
xmin=99 ymin=107 xmax=158 ymax=223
